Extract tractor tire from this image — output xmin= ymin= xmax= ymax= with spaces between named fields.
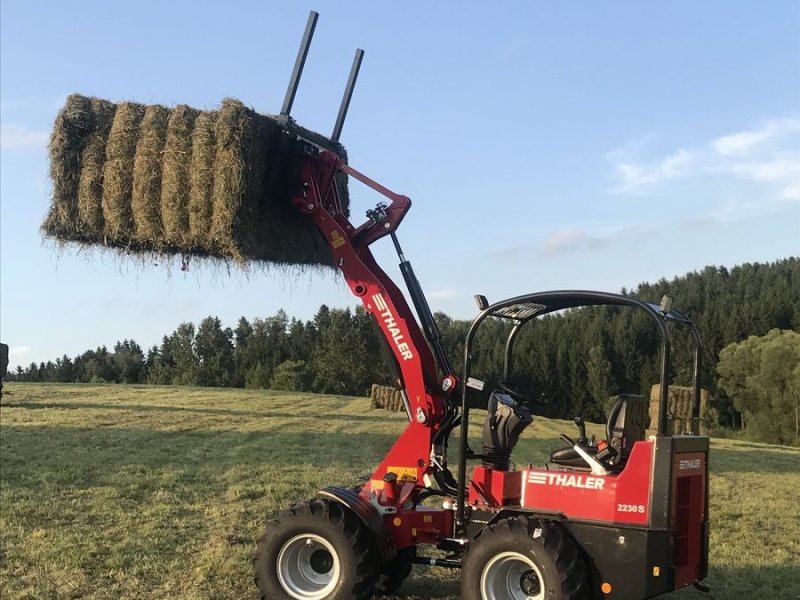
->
xmin=375 ymin=546 xmax=416 ymax=594
xmin=254 ymin=499 xmax=378 ymax=600
xmin=460 ymin=516 xmax=590 ymax=600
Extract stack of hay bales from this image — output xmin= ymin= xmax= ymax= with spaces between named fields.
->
xmin=649 ymin=385 xmax=710 ymax=434
xmin=370 ymin=384 xmax=406 ymax=412
xmin=43 ymin=94 xmax=349 ymax=267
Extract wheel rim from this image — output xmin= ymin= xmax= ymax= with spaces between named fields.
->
xmin=480 ymin=551 xmax=545 ymax=600
xmin=276 ymin=533 xmax=341 ymax=599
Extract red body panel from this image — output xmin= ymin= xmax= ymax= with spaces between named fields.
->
xmin=469 ymin=467 xmax=523 ymax=506
xmin=470 ymin=442 xmax=654 ymax=526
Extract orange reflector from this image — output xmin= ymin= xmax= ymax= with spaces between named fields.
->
xmin=392 ymin=517 xmax=402 ymax=527
xmin=601 ymin=582 xmax=612 ymax=594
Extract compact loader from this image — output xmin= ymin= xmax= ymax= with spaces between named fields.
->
xmin=254 ymin=12 xmax=710 ymax=600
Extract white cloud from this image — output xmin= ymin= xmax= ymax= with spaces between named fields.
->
xmin=608 ymin=117 xmax=800 ymax=201
xmin=712 ymin=118 xmax=800 ymax=157
xmin=610 ymin=148 xmax=696 ymax=193
xmin=540 ymin=228 xmax=604 ymax=255
xmin=729 ymin=152 xmax=800 ymax=200
xmin=0 ymin=124 xmax=49 ymax=150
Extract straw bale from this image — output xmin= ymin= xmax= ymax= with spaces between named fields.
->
xmin=43 ymin=94 xmax=94 ymax=237
xmin=649 ymin=384 xmax=710 ymax=434
xmin=370 ymin=384 xmax=381 ymax=409
xmin=132 ymin=104 xmax=170 ymax=242
xmin=161 ymin=104 xmax=198 ymax=247
xmin=44 ymin=94 xmax=351 ymax=267
xmin=77 ymin=98 xmax=117 ymax=235
xmin=102 ymin=102 xmax=146 ymax=241
xmin=188 ymin=110 xmax=217 ymax=245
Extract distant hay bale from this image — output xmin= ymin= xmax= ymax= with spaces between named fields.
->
xmin=370 ymin=384 xmax=405 ymax=412
xmin=370 ymin=384 xmax=381 ymax=409
xmin=649 ymin=385 xmax=710 ymax=434
xmin=43 ymin=94 xmax=349 ymax=267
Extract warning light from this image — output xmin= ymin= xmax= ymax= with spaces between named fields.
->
xmin=392 ymin=517 xmax=402 ymax=527
xmin=653 ymin=566 xmax=661 ymax=576
xmin=601 ymin=582 xmax=612 ymax=594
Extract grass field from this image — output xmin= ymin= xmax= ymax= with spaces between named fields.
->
xmin=1 ymin=383 xmax=798 ymax=599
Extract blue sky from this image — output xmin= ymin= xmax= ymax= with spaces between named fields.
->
xmin=1 ymin=1 xmax=798 ymax=370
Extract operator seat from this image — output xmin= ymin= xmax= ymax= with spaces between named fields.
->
xmin=550 ymin=394 xmax=648 ymax=470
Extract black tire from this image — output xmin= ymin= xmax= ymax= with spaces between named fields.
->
xmin=461 ymin=516 xmax=590 ymax=600
xmin=254 ymin=499 xmax=378 ymax=600
xmin=374 ymin=546 xmax=416 ymax=595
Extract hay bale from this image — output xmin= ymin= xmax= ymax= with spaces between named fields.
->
xmin=370 ymin=384 xmax=381 ymax=409
xmin=132 ymin=105 xmax=170 ymax=242
xmin=77 ymin=98 xmax=116 ymax=235
xmin=160 ymin=105 xmax=198 ymax=247
xmin=371 ymin=384 xmax=408 ymax=412
xmin=44 ymin=94 xmax=94 ymax=238
xmin=209 ymin=99 xmax=273 ymax=260
xmin=188 ymin=110 xmax=217 ymax=245
xmin=650 ymin=384 xmax=710 ymax=434
xmin=43 ymin=94 xmax=350 ymax=267
xmin=102 ymin=102 xmax=146 ymax=241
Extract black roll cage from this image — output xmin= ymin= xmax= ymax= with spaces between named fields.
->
xmin=453 ymin=289 xmax=703 ymax=529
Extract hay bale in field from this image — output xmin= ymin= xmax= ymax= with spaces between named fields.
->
xmin=43 ymin=94 xmax=349 ymax=267
xmin=370 ymin=384 xmax=406 ymax=412
xmin=370 ymin=384 xmax=381 ymax=409
xmin=649 ymin=385 xmax=710 ymax=434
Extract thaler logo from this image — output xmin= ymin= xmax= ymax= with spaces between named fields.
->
xmin=679 ymin=459 xmax=701 ymax=470
xmin=372 ymin=294 xmax=414 ymax=361
xmin=527 ymin=472 xmax=605 ymax=490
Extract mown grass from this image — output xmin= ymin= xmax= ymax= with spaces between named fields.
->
xmin=1 ymin=383 xmax=798 ymax=599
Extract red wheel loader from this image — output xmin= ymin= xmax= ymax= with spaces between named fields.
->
xmin=254 ymin=12 xmax=710 ymax=600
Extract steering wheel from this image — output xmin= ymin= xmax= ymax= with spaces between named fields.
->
xmin=497 ymin=381 xmax=547 ymax=405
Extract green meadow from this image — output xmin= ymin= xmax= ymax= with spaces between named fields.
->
xmin=1 ymin=384 xmax=798 ymax=599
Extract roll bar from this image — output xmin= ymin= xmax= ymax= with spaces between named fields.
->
xmin=454 ymin=290 xmax=702 ymax=530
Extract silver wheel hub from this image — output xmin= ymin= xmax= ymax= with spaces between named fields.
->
xmin=480 ymin=551 xmax=545 ymax=600
xmin=277 ymin=533 xmax=341 ymax=599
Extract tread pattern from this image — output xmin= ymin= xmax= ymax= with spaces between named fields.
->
xmin=254 ymin=499 xmax=378 ymax=600
xmin=465 ymin=516 xmax=591 ymax=600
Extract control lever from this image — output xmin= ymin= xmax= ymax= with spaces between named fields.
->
xmin=560 ymin=434 xmax=608 ymax=476
xmin=574 ymin=416 xmax=588 ymax=445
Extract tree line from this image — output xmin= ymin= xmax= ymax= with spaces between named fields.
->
xmin=8 ymin=258 xmax=799 ymax=444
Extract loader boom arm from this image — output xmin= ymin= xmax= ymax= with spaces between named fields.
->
xmin=292 ymin=149 xmax=453 ymax=489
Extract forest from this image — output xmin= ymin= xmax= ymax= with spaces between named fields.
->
xmin=8 ymin=258 xmax=800 ymax=445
